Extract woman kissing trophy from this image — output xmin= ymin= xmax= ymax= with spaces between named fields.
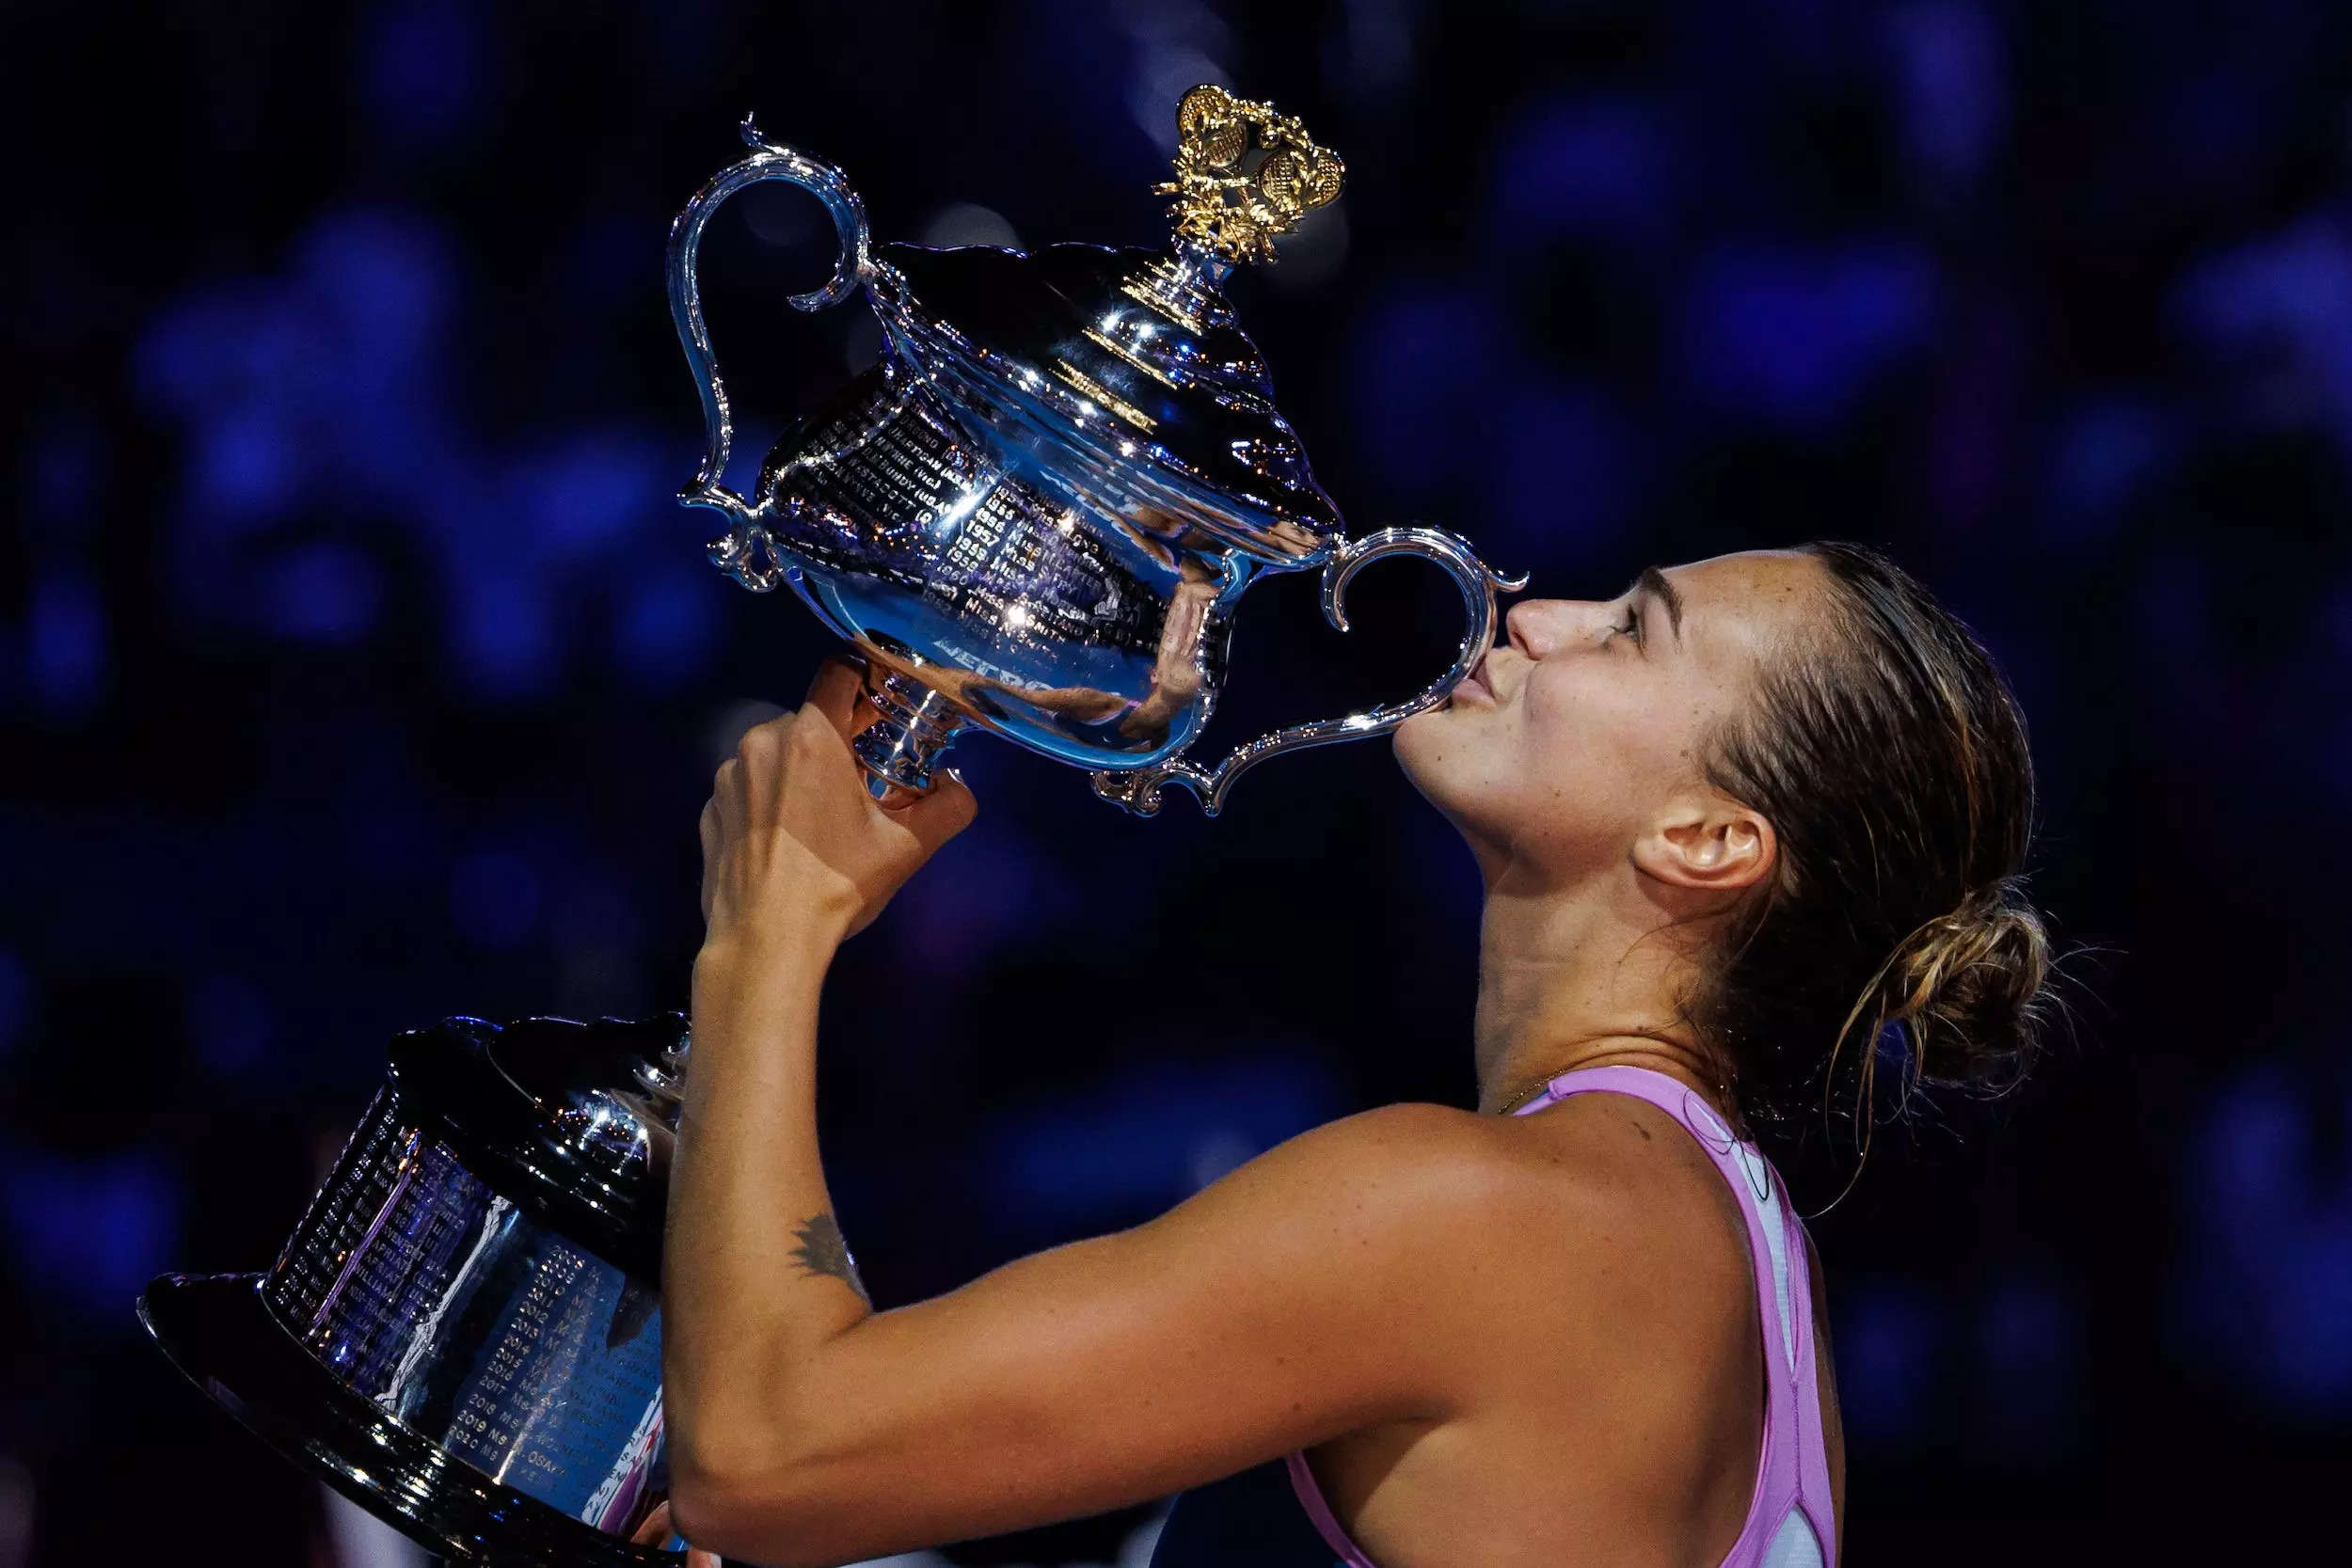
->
xmin=135 ymin=86 xmax=1523 ymax=1564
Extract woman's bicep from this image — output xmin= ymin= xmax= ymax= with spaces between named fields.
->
xmin=807 ymin=1228 xmax=1354 ymax=1528
xmin=690 ymin=1104 xmax=1490 ymax=1564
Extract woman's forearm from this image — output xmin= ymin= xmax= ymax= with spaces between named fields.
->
xmin=666 ymin=921 xmax=869 ymax=1497
xmin=668 ymin=665 xmax=977 ymax=1554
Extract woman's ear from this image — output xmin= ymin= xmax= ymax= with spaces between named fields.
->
xmin=1631 ymin=793 xmax=1775 ymax=895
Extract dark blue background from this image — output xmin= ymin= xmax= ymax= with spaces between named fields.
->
xmin=5 ymin=2 xmax=2349 ymax=1562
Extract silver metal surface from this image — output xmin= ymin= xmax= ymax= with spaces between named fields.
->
xmin=262 ymin=1084 xmax=670 ymax=1537
xmin=666 ymin=106 xmax=1522 ymax=814
xmin=142 ymin=1016 xmax=693 ymax=1562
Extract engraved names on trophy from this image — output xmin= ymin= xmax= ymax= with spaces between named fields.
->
xmin=785 ymin=372 xmax=982 ymax=562
xmin=269 ymin=1109 xmax=503 ymax=1401
xmin=439 ymin=1239 xmax=666 ymax=1524
xmin=779 ymin=372 xmax=1163 ymax=670
xmin=256 ymin=1083 xmax=670 ymax=1529
xmin=263 ymin=1086 xmax=409 ymax=1336
xmin=264 ymin=1090 xmax=499 ymax=1400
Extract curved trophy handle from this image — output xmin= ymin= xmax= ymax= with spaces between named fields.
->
xmin=1090 ymin=529 xmax=1530 ymax=817
xmin=668 ymin=115 xmax=875 ymax=592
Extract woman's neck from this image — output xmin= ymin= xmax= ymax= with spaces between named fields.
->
xmin=1471 ymin=871 xmax=1727 ymax=1117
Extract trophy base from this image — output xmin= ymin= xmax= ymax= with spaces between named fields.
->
xmin=138 ymin=1272 xmax=679 ymax=1566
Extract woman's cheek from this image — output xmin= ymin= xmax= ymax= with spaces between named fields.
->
xmin=1393 ymin=712 xmax=1506 ymax=819
xmin=1520 ymin=693 xmax=1585 ymax=784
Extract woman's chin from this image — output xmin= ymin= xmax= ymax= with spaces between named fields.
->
xmin=1392 ymin=709 xmax=1468 ymax=800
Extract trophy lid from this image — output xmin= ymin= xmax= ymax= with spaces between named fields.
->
xmin=866 ymin=86 xmax=1348 ymax=566
xmin=385 ymin=1012 xmax=683 ymax=1283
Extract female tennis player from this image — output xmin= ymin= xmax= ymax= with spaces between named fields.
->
xmin=644 ymin=542 xmax=2053 ymax=1567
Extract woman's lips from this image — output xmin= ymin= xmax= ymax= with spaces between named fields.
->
xmin=1451 ymin=651 xmax=1497 ymax=707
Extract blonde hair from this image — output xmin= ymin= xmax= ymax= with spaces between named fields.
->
xmin=1690 ymin=543 xmax=2058 ymax=1149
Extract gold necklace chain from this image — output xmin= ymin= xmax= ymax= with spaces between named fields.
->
xmin=1490 ymin=1065 xmax=1738 ymax=1119
xmin=1493 ymin=1077 xmax=1558 ymax=1117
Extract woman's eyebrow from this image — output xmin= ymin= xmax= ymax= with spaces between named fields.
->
xmin=1631 ymin=564 xmax=1684 ymax=641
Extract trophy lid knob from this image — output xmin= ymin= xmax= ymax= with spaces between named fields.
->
xmin=1154 ymin=85 xmax=1345 ymax=266
xmin=841 ymin=85 xmax=1352 ymax=564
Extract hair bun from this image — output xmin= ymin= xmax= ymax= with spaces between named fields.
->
xmin=1878 ymin=878 xmax=2052 ymax=1092
xmin=1689 ymin=541 xmax=2060 ymax=1141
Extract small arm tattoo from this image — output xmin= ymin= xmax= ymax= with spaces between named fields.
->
xmin=789 ymin=1212 xmax=869 ymax=1304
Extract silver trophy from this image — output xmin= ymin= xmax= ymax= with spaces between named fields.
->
xmin=143 ymin=1013 xmax=690 ymax=1563
xmin=673 ymin=84 xmax=1522 ymax=813
xmin=137 ymin=87 xmax=1520 ymax=1564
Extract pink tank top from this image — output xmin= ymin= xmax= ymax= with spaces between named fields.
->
xmin=1283 ymin=1066 xmax=1838 ymax=1568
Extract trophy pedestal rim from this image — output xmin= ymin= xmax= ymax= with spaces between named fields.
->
xmin=137 ymin=1272 xmax=680 ymax=1566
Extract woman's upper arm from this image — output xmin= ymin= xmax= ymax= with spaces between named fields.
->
xmin=678 ymin=1101 xmax=1514 ymax=1564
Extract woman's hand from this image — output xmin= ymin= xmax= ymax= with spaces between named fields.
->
xmin=699 ymin=657 xmax=977 ymax=957
xmin=628 ymin=1498 xmax=719 ymax=1566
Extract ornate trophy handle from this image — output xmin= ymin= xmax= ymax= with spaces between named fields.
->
xmin=1090 ymin=529 xmax=1530 ymax=817
xmin=667 ymin=115 xmax=882 ymax=592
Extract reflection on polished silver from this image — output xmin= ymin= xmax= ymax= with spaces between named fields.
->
xmin=854 ymin=668 xmax=969 ymax=798
xmin=140 ymin=1016 xmax=691 ymax=1564
xmin=667 ymin=99 xmax=1521 ymax=815
xmin=262 ymin=1087 xmax=666 ymax=1534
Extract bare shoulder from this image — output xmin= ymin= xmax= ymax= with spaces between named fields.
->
xmin=1205 ymin=1094 xmax=1746 ymax=1307
xmin=1210 ymin=1100 xmax=1549 ymax=1219
xmin=1504 ymin=1089 xmax=1760 ymax=1291
xmin=1311 ymin=1092 xmax=1734 ymax=1209
xmin=1190 ymin=1091 xmax=1760 ymax=1449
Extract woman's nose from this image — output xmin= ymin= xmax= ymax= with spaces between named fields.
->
xmin=1504 ymin=598 xmax=1551 ymax=656
xmin=1504 ymin=598 xmax=1594 ymax=657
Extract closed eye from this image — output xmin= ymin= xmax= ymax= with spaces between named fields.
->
xmin=1612 ymin=604 xmax=1643 ymax=644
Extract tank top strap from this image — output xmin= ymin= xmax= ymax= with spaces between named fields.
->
xmin=1779 ymin=1195 xmax=1838 ymax=1539
xmin=1516 ymin=1066 xmax=1836 ymax=1568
